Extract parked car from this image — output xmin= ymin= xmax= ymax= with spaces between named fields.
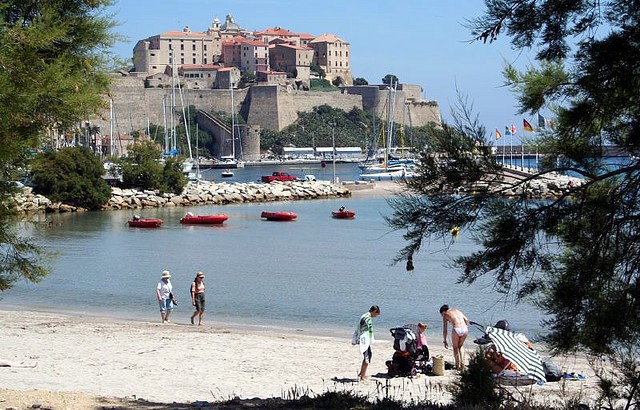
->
xmin=261 ymin=172 xmax=298 ymax=183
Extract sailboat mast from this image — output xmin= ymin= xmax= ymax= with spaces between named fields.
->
xmin=109 ymin=98 xmax=115 ymax=157
xmin=385 ymin=81 xmax=396 ymax=170
xmin=177 ymin=79 xmax=193 ymax=160
xmin=230 ymin=81 xmax=235 ymax=159
xmin=171 ymin=58 xmax=177 ymax=152
xmin=162 ymin=95 xmax=169 ymax=153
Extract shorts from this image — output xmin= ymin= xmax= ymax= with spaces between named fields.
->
xmin=194 ymin=292 xmax=205 ymax=311
xmin=159 ymin=298 xmax=174 ymax=312
xmin=362 ymin=347 xmax=372 ymax=364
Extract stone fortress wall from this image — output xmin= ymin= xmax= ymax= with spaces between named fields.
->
xmin=93 ymin=77 xmax=442 ymax=151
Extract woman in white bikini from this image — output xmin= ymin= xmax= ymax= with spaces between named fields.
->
xmin=440 ymin=304 xmax=470 ymax=370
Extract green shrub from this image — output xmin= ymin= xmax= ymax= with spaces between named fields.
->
xmin=31 ymin=146 xmax=111 ymax=210
xmin=449 ymin=349 xmax=503 ymax=409
xmin=162 ymin=156 xmax=187 ymax=193
xmin=116 ymin=141 xmax=163 ymax=191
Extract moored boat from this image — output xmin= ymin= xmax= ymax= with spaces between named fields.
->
xmin=221 ymin=169 xmax=234 ymax=178
xmin=128 ymin=217 xmax=164 ymax=228
xmin=332 ymin=208 xmax=356 ymax=219
xmin=260 ymin=211 xmax=298 ymax=221
xmin=180 ymin=213 xmax=228 ymax=225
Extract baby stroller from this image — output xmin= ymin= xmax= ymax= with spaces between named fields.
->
xmin=386 ymin=326 xmax=431 ymax=377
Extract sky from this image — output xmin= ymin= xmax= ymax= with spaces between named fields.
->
xmin=105 ymin=0 xmax=540 ymax=143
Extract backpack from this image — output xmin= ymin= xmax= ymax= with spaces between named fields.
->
xmin=542 ymin=358 xmax=563 ymax=382
xmin=389 ymin=327 xmax=417 ymax=354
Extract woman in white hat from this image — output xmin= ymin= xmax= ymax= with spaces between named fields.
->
xmin=156 ymin=270 xmax=174 ymax=323
xmin=190 ymin=271 xmax=206 ymax=325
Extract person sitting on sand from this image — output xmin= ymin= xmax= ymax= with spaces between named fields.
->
xmin=484 ymin=320 xmax=535 ymax=375
xmin=440 ymin=304 xmax=470 ymax=370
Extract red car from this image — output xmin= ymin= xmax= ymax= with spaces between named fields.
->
xmin=261 ymin=172 xmax=297 ymax=183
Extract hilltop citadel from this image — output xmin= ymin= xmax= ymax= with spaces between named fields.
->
xmin=91 ymin=13 xmax=442 ymax=160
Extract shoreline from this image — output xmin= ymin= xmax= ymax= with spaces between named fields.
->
xmin=0 ymin=309 xmax=597 ymax=409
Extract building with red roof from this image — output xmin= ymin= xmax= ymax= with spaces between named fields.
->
xmin=132 ymin=14 xmax=352 ymax=86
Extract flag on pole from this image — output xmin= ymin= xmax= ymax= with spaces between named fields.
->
xmin=523 ymin=119 xmax=535 ymax=132
xmin=537 ymin=113 xmax=546 ymax=129
xmin=504 ymin=125 xmax=512 ymax=136
xmin=511 ymin=124 xmax=517 ymax=135
xmin=495 ymin=128 xmax=502 ymax=139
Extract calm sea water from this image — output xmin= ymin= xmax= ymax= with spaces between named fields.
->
xmin=1 ymin=163 xmax=547 ymax=340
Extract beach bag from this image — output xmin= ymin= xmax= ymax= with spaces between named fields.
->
xmin=542 ymin=359 xmax=563 ymax=382
xmin=389 ymin=327 xmax=417 ymax=354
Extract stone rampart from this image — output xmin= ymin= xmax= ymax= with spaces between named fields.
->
xmin=92 ymin=78 xmax=440 ymax=138
xmin=342 ymin=85 xmax=442 ymax=127
xmin=245 ymin=85 xmax=363 ymax=131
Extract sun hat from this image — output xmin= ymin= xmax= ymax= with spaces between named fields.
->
xmin=196 ymin=271 xmax=205 ymax=278
xmin=161 ymin=270 xmax=171 ymax=279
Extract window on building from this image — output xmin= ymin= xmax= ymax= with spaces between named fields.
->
xmin=192 ymin=44 xmax=196 ymax=51
xmin=150 ymin=53 xmax=155 ymax=56
xmin=193 ymin=58 xmax=196 ymax=64
xmin=204 ymin=44 xmax=207 ymax=51
xmin=204 ymin=58 xmax=207 ymax=64
xmin=180 ymin=44 xmax=184 ymax=50
xmin=181 ymin=58 xmax=184 ymax=64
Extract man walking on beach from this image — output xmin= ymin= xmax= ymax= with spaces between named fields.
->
xmin=353 ymin=305 xmax=380 ymax=381
xmin=440 ymin=304 xmax=470 ymax=370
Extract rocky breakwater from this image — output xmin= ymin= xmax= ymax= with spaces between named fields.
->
xmin=491 ymin=172 xmax=584 ymax=199
xmin=104 ymin=180 xmax=352 ymax=210
xmin=10 ymin=187 xmax=84 ymax=213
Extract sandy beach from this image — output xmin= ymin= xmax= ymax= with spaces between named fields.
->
xmin=0 ymin=309 xmax=598 ymax=409
xmin=0 ymin=179 xmax=598 ymax=409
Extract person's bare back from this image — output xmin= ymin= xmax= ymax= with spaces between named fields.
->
xmin=443 ymin=308 xmax=467 ymax=328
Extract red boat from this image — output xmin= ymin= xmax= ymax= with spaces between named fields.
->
xmin=332 ymin=208 xmax=356 ymax=219
xmin=128 ymin=217 xmax=164 ymax=228
xmin=180 ymin=213 xmax=228 ymax=224
xmin=260 ymin=211 xmax=298 ymax=221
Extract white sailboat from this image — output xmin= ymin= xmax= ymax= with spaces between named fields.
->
xmin=166 ymin=57 xmax=200 ymax=180
xmin=359 ymin=82 xmax=414 ymax=180
xmin=226 ymin=81 xmax=245 ymax=168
